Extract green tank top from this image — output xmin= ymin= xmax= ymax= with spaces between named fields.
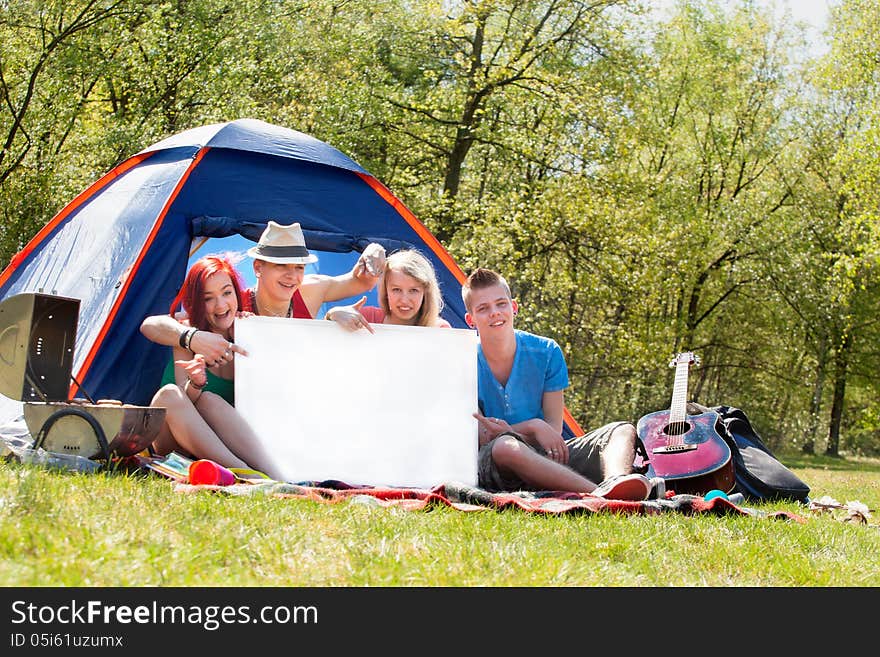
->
xmin=161 ymin=359 xmax=235 ymax=406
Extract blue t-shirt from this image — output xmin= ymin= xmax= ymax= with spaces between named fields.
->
xmin=477 ymin=329 xmax=569 ymax=425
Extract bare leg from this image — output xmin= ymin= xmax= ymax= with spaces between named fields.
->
xmin=150 ymin=424 xmax=198 ymax=460
xmin=599 ymin=423 xmax=639 ymax=479
xmin=491 ymin=435 xmax=598 ymax=493
xmin=151 ymin=385 xmax=250 ymax=468
xmin=195 ymin=392 xmax=285 ymax=481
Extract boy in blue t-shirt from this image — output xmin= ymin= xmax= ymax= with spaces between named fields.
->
xmin=462 ymin=268 xmax=652 ymax=501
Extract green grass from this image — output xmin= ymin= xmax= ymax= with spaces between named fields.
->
xmin=1 ymin=454 xmax=878 ymax=587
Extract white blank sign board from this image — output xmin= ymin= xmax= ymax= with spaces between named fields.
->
xmin=234 ymin=316 xmax=479 ymax=487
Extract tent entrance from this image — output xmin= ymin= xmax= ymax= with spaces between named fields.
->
xmin=187 ymin=233 xmax=379 ymax=318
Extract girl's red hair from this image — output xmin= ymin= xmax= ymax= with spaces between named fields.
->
xmin=169 ymin=255 xmax=246 ymax=331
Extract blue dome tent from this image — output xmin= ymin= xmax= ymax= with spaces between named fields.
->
xmin=0 ymin=119 xmax=584 ymax=436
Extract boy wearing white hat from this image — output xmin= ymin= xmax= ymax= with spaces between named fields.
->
xmin=245 ymin=221 xmax=385 ymax=324
xmin=141 ymin=221 xmax=385 ymax=364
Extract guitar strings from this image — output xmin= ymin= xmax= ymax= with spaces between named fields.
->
xmin=670 ymin=360 xmax=689 ymax=445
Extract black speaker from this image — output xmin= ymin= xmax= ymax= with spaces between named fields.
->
xmin=0 ymin=292 xmax=79 ymax=402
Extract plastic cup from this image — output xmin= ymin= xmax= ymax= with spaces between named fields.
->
xmin=189 ymin=459 xmax=236 ymax=486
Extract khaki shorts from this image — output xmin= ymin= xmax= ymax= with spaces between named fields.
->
xmin=477 ymin=421 xmax=629 ymax=492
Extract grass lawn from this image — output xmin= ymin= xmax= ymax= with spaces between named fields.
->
xmin=1 ymin=453 xmax=878 ymax=587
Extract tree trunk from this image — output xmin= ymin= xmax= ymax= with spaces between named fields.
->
xmin=825 ymin=333 xmax=851 ymax=457
xmin=803 ymin=344 xmax=827 ymax=454
xmin=443 ymin=118 xmax=477 ymax=200
xmin=435 ymin=22 xmax=487 ymax=243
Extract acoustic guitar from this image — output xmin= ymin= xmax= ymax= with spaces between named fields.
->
xmin=637 ymin=352 xmax=735 ymax=496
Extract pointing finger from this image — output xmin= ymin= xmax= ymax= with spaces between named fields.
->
xmin=473 ymin=413 xmax=493 ymax=427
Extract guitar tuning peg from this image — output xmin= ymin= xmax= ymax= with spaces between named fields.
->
xmin=669 ymin=352 xmax=693 ymax=367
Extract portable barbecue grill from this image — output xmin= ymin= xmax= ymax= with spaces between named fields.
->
xmin=0 ymin=292 xmax=164 ymax=460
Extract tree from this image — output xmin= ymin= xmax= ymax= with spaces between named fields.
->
xmin=0 ymin=0 xmax=148 ymax=265
xmin=367 ymin=0 xmax=640 ymax=242
xmin=782 ymin=0 xmax=880 ymax=455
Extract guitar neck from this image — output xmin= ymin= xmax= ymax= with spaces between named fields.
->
xmin=668 ymin=360 xmax=690 ymax=424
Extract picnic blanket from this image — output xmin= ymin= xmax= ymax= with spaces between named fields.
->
xmin=129 ymin=452 xmax=803 ymax=519
xmin=171 ymin=478 xmax=805 ymax=520
xmin=0 ymin=430 xmax=804 ymax=520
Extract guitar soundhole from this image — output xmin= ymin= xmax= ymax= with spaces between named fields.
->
xmin=663 ymin=422 xmax=691 ymax=436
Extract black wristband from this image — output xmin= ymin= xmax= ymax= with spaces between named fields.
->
xmin=178 ymin=328 xmax=189 ymax=348
xmin=184 ymin=328 xmax=197 ymax=351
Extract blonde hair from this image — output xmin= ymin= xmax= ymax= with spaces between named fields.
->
xmin=378 ymin=249 xmax=444 ymax=327
xmin=461 ymin=268 xmax=511 ymax=311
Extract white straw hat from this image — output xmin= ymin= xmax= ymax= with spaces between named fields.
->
xmin=246 ymin=221 xmax=318 ymax=264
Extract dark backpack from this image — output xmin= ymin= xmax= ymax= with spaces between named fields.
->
xmin=711 ymin=405 xmax=811 ymax=503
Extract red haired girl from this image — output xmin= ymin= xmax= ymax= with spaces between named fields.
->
xmin=140 ymin=254 xmax=282 ymax=479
